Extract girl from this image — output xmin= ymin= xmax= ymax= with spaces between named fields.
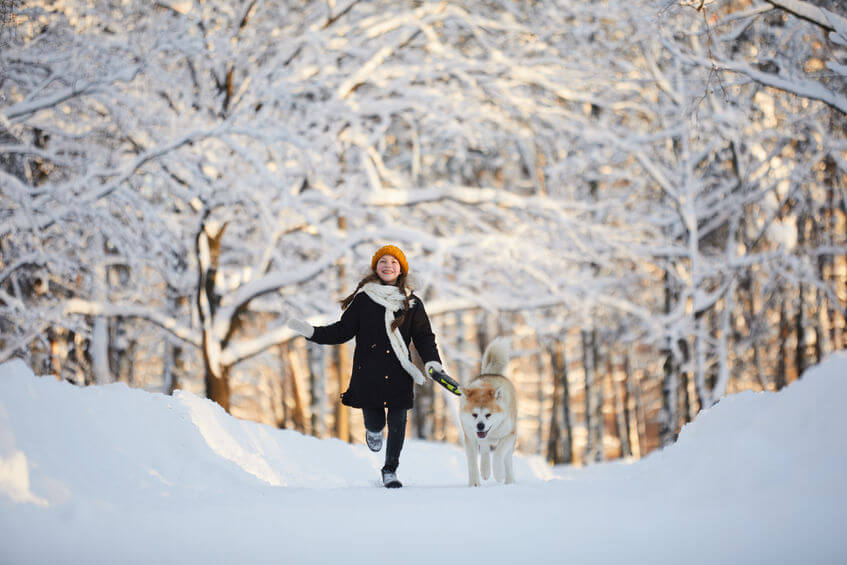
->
xmin=286 ymin=244 xmax=445 ymax=488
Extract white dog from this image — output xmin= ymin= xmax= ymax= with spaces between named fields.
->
xmin=460 ymin=338 xmax=517 ymax=486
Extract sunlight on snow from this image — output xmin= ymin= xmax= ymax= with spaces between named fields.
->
xmin=0 ymin=452 xmax=49 ymax=508
xmin=177 ymin=391 xmax=288 ymax=487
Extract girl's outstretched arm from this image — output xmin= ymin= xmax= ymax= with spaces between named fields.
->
xmin=307 ymin=294 xmax=362 ymax=345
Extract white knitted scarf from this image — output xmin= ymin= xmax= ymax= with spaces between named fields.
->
xmin=361 ymin=282 xmax=426 ymax=385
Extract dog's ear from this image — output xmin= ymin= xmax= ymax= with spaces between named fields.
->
xmin=495 ymin=387 xmax=504 ymax=401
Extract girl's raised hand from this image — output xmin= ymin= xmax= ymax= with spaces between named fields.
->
xmin=286 ymin=318 xmax=314 ymax=338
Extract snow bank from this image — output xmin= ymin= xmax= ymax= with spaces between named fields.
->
xmin=1 ymin=354 xmax=845 ymax=564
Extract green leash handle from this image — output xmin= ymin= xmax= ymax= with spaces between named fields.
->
xmin=427 ymin=367 xmax=462 ymax=396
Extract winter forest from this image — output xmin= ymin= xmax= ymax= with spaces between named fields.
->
xmin=1 ymin=0 xmax=845 ymax=466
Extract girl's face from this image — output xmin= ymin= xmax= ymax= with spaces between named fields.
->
xmin=375 ymin=255 xmax=402 ymax=284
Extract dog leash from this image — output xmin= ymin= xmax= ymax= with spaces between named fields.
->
xmin=427 ymin=366 xmax=462 ymax=396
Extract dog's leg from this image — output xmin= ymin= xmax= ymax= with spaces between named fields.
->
xmin=480 ymin=444 xmax=491 ymax=480
xmin=492 ymin=434 xmax=516 ymax=483
xmin=503 ymin=434 xmax=517 ymax=484
xmin=492 ymin=441 xmax=506 ymax=483
xmin=464 ymin=434 xmax=481 ymax=487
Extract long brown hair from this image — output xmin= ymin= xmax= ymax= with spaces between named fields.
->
xmin=341 ymin=272 xmax=412 ymax=331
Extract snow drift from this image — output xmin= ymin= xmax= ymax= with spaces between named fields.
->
xmin=1 ymin=353 xmax=845 ymax=564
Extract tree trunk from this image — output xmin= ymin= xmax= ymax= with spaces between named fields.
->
xmin=582 ymin=329 xmax=594 ymax=463
xmin=162 ymin=290 xmax=181 ymax=395
xmin=795 ymin=281 xmax=806 ymax=380
xmin=547 ymin=348 xmax=562 ymax=464
xmin=821 ymin=157 xmax=845 ymax=351
xmin=712 ymin=281 xmax=735 ymax=402
xmin=334 ymin=215 xmax=351 ymax=442
xmin=49 ymin=327 xmax=66 ymax=378
xmin=117 ymin=331 xmax=135 ymax=386
xmin=547 ymin=341 xmax=573 ymax=464
xmin=611 ymin=349 xmax=632 ymax=458
xmin=450 ymin=310 xmax=470 ymax=441
xmin=815 ymin=288 xmax=831 ymax=363
xmin=157 ymin=338 xmax=182 ymax=395
xmin=536 ymin=351 xmax=545 ymax=454
xmin=660 ymin=350 xmax=678 ymax=447
xmin=623 ymin=350 xmax=640 ymax=459
xmin=162 ymin=337 xmax=176 ymax=396
xmin=746 ymin=276 xmax=770 ymax=391
xmin=410 ymin=319 xmax=436 ymax=440
xmin=795 ymin=214 xmax=808 ymax=380
xmin=308 ymin=341 xmax=327 ymax=438
xmin=557 ymin=341 xmax=573 ymax=464
xmin=682 ymin=369 xmax=695 ymax=424
xmin=284 ymin=344 xmax=308 ymax=433
xmin=582 ymin=329 xmax=603 ymax=463
xmin=752 ymin=341 xmax=768 ymax=391
xmin=91 ymin=316 xmax=111 ymax=386
xmin=660 ymin=270 xmax=679 ymax=447
xmin=271 ymin=345 xmax=287 ymax=428
xmin=684 ymin=326 xmax=699 ymax=418
xmin=73 ymin=332 xmax=90 ymax=385
xmin=693 ymin=315 xmax=708 ymax=410
xmin=334 ymin=345 xmax=350 ymax=441
xmin=200 ymin=325 xmax=231 ymax=412
xmin=208 ymin=365 xmax=232 ymax=412
xmin=776 ymin=301 xmax=789 ymax=390
xmin=196 ymin=212 xmax=231 ymax=411
xmin=592 ymin=332 xmax=605 ymax=463
xmin=634 ymin=362 xmax=649 ymax=458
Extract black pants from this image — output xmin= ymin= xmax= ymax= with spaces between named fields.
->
xmin=362 ymin=406 xmax=408 ymax=472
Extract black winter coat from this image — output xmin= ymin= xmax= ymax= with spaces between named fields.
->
xmin=308 ymin=291 xmax=441 ymax=409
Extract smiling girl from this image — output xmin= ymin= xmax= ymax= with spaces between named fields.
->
xmin=286 ymin=245 xmax=445 ymax=488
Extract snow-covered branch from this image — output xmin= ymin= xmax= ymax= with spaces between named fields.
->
xmin=708 ymin=58 xmax=847 ymax=115
xmin=2 ymin=66 xmax=143 ymax=122
xmin=63 ymin=299 xmax=201 ymax=348
xmin=765 ymin=0 xmax=847 ymax=34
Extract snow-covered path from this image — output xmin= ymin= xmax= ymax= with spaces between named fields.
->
xmin=1 ymin=356 xmax=845 ymax=564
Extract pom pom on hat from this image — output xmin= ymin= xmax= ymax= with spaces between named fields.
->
xmin=371 ymin=245 xmax=409 ymax=274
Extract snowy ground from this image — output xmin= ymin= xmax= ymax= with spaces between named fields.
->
xmin=1 ymin=355 xmax=845 ymax=564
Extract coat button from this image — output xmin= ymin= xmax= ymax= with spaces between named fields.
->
xmin=386 ymin=349 xmax=391 ymax=355
xmin=384 ymin=375 xmax=389 ymax=380
xmin=371 ymin=343 xmax=376 ymax=349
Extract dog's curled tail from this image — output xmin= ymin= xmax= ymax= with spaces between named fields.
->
xmin=481 ymin=337 xmax=510 ymax=375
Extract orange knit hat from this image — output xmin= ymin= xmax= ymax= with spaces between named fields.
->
xmin=371 ymin=245 xmax=409 ymax=275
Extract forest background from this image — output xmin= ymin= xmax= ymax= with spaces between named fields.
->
xmin=1 ymin=0 xmax=845 ymax=466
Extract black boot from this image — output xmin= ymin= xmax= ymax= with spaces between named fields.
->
xmin=366 ymin=430 xmax=383 ymax=452
xmin=381 ymin=466 xmax=402 ymax=489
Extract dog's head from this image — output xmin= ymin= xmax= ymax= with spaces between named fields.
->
xmin=461 ymin=384 xmax=507 ymax=440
